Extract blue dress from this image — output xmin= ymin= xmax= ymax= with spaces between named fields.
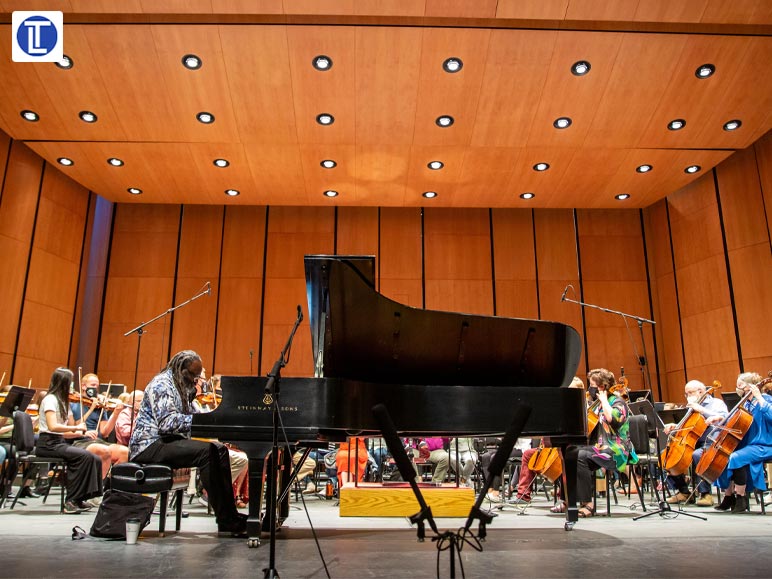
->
xmin=716 ymin=393 xmax=772 ymax=491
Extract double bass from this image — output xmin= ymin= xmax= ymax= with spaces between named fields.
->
xmin=696 ymin=373 xmax=772 ymax=483
xmin=660 ymin=381 xmax=719 ymax=476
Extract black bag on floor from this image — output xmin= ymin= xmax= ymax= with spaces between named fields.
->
xmin=89 ymin=489 xmax=155 ymax=539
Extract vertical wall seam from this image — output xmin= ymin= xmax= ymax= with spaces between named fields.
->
xmin=489 ymin=208 xmax=497 ymax=316
xmin=165 ymin=204 xmax=184 ymax=365
xmin=333 ymin=206 xmax=338 ymax=255
xmin=420 ymin=208 xmax=426 ymax=309
xmin=68 ymin=190 xmax=93 ymax=367
xmin=573 ymin=209 xmax=589 ymax=373
xmin=713 ymin=168 xmax=744 ymax=372
xmin=257 ymin=206 xmax=270 ymax=377
xmin=0 ymin=136 xmax=13 ymax=208
xmin=639 ymin=209 xmax=662 ymax=400
xmin=212 ymin=206 xmax=226 ymax=374
xmin=532 ymin=209 xmax=540 ymax=319
xmin=665 ymin=199 xmax=688 ymax=383
xmin=751 ymin=145 xmax=772 ymax=253
xmin=376 ymin=207 xmax=381 ymax=293
xmin=11 ymin=159 xmax=46 ymax=379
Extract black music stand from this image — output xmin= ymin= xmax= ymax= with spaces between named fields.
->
xmin=629 ymin=400 xmax=706 ymax=522
xmin=0 ymin=386 xmax=34 ymax=418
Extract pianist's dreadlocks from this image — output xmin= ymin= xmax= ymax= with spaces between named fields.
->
xmin=167 ymin=349 xmax=201 ymax=414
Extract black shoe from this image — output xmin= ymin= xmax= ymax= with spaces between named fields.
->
xmin=19 ymin=487 xmax=40 ymax=499
xmin=218 ymin=513 xmax=248 ymax=537
xmin=715 ymin=494 xmax=736 ymax=511
xmin=34 ymin=478 xmax=51 ymax=494
xmin=731 ymin=494 xmax=749 ymax=513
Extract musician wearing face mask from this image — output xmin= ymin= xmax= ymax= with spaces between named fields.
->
xmin=662 ymin=380 xmax=727 ymax=506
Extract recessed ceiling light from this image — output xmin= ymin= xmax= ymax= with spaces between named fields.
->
xmin=684 ymin=165 xmax=701 ymax=174
xmin=57 ymin=157 xmax=74 ymax=166
xmin=55 ymin=55 xmax=73 ymax=69
xmin=571 ymin=60 xmax=591 ymax=76
xmin=197 ymin=112 xmax=215 ymax=124
xmin=636 ymin=164 xmax=653 ymax=173
xmin=312 ymin=55 xmax=332 ymax=71
xmin=533 ymin=162 xmax=550 ymax=172
xmin=225 ymin=189 xmax=240 ymax=197
xmin=21 ymin=110 xmax=39 ymax=122
xmin=316 ymin=113 xmax=335 ymax=126
xmin=553 ymin=117 xmax=572 ymax=129
xmin=695 ymin=64 xmax=716 ymax=79
xmin=213 ymin=158 xmax=230 ymax=168
xmin=107 ymin=157 xmax=124 ymax=167
xmin=320 ymin=159 xmax=337 ymax=169
xmin=723 ymin=119 xmax=742 ymax=131
xmin=436 ymin=115 xmax=454 ymax=128
xmin=79 ymin=111 xmax=97 ymax=123
xmin=442 ymin=57 xmax=463 ymax=73
xmin=520 ymin=192 xmax=535 ymax=200
xmin=427 ymin=161 xmax=444 ymax=170
xmin=127 ymin=187 xmax=143 ymax=195
xmin=422 ymin=191 xmax=437 ymax=198
xmin=323 ymin=190 xmax=339 ymax=198
xmin=668 ymin=119 xmax=686 ymax=131
xmin=615 ymin=193 xmax=630 ymax=201
xmin=182 ymin=54 xmax=202 ymax=70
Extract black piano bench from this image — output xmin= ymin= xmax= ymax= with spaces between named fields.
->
xmin=110 ymin=462 xmax=191 ymax=537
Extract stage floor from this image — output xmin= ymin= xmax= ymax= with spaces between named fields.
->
xmin=1 ymin=487 xmax=771 ymax=578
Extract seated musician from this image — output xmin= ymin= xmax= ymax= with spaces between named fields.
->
xmin=416 ymin=437 xmax=449 ymax=485
xmin=448 ymin=437 xmax=478 ymax=489
xmin=129 ymin=350 xmax=246 ymax=536
xmin=482 ymin=437 xmax=530 ymax=503
xmin=70 ymin=373 xmax=128 ymax=481
xmin=663 ymin=379 xmax=728 ymax=506
xmin=335 ymin=437 xmax=369 ymax=486
xmin=575 ymin=368 xmax=638 ymax=517
xmin=714 ymin=372 xmax=772 ymax=514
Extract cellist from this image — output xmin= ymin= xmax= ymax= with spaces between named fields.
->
xmin=662 ymin=380 xmax=727 ymax=507
xmin=713 ymin=372 xmax=772 ymax=514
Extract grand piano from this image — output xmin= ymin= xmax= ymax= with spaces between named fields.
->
xmin=192 ymin=255 xmax=586 ymax=540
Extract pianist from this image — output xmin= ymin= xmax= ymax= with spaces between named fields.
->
xmin=129 ymin=350 xmax=247 ymax=536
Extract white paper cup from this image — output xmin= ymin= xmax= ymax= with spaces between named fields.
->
xmin=125 ymin=518 xmax=141 ymax=545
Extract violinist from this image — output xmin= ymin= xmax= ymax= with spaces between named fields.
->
xmin=114 ymin=390 xmax=143 ymax=446
xmin=663 ymin=380 xmax=727 ymax=507
xmin=574 ymin=368 xmax=638 ymax=518
xmin=35 ymin=367 xmax=103 ymax=514
xmin=70 ymin=373 xmax=128 ymax=481
xmin=714 ymin=372 xmax=772 ymax=514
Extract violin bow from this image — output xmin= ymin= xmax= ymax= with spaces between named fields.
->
xmin=77 ymin=366 xmax=84 ymax=427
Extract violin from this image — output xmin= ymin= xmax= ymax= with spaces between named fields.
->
xmin=696 ymin=373 xmax=772 ymax=484
xmin=68 ymin=391 xmax=121 ymax=411
xmin=195 ymin=392 xmax=222 ymax=406
xmin=660 ymin=380 xmax=719 ymax=476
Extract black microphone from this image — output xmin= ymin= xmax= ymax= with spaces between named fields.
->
xmin=560 ymin=284 xmax=571 ymax=302
xmin=296 ymin=305 xmax=303 ymax=322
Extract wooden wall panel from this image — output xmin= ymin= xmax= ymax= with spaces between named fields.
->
xmin=336 ymin=207 xmax=379 ymax=258
xmin=214 ymin=206 xmax=266 ymax=376
xmin=423 ymin=208 xmax=492 ymax=315
xmin=668 ymin=173 xmax=739 ymax=390
xmin=169 ymin=205 xmax=224 ymax=372
xmin=754 ymin=132 xmax=772 ymax=243
xmin=533 ymin=209 xmax=584 ymax=377
xmin=261 ymin=207 xmax=334 ymax=377
xmin=491 ymin=209 xmax=538 ymax=319
xmin=716 ymin=146 xmax=772 ymax=374
xmin=0 ymin=142 xmax=44 ymax=381
xmin=379 ymin=207 xmax=423 ymax=308
xmin=97 ymin=204 xmax=181 ymax=389
xmin=577 ymin=209 xmax=656 ymax=392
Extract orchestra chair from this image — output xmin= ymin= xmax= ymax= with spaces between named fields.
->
xmin=110 ymin=462 xmax=191 ymax=536
xmin=595 ymin=414 xmax=648 ymax=516
xmin=6 ymin=411 xmax=67 ymax=512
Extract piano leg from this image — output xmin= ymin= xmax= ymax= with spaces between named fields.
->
xmin=560 ymin=444 xmax=579 ymax=531
xmin=244 ymin=445 xmax=293 ymax=547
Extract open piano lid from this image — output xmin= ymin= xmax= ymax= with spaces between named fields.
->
xmin=305 ymin=255 xmax=581 ymax=388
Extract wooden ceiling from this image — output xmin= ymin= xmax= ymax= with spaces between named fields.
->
xmin=0 ymin=1 xmax=770 ymax=208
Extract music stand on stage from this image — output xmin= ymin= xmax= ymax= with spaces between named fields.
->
xmin=628 ymin=399 xmax=705 ymax=522
xmin=627 ymin=390 xmax=651 ymax=404
xmin=0 ymin=386 xmax=34 ymax=418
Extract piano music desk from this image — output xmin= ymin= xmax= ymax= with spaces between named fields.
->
xmin=338 ymin=482 xmax=474 ymax=517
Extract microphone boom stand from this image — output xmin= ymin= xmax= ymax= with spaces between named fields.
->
xmin=263 ymin=306 xmax=304 ymax=579
xmin=562 ymin=294 xmax=655 ymax=393
xmin=123 ymin=283 xmax=211 ymax=443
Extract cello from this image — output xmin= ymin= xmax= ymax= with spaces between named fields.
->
xmin=696 ymin=374 xmax=772 ymax=484
xmin=660 ymin=381 xmax=720 ymax=476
